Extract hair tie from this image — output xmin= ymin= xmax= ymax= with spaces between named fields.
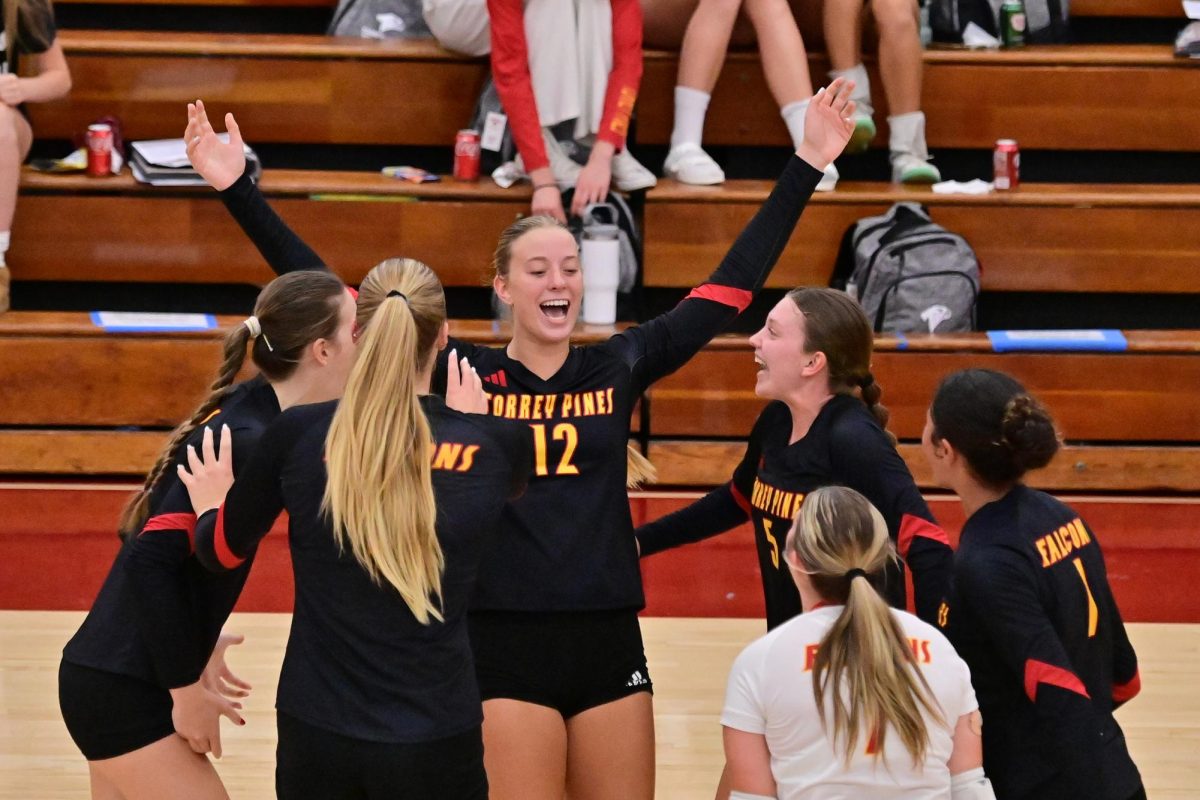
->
xmin=844 ymin=568 xmax=868 ymax=582
xmin=859 ymin=373 xmax=875 ymax=390
xmin=243 ymin=316 xmax=262 ymax=338
xmin=387 ymin=290 xmax=408 ymax=302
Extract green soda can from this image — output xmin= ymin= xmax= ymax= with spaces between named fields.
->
xmin=1001 ymin=0 xmax=1027 ymax=47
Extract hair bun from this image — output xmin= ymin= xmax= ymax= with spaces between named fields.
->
xmin=1000 ymin=395 xmax=1059 ymax=470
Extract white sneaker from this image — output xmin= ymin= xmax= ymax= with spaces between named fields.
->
xmin=891 ymin=152 xmax=941 ymax=184
xmin=611 ymin=147 xmax=658 ymax=192
xmin=816 ymin=162 xmax=839 ymax=192
xmin=663 ymin=142 xmax=725 ymax=185
xmin=514 ymin=128 xmax=583 ymax=189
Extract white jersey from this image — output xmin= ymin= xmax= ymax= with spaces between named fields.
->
xmin=722 ymin=606 xmax=977 ymax=800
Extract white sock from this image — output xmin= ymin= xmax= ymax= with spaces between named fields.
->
xmin=829 ymin=63 xmax=873 ymax=119
xmin=888 ymin=111 xmax=928 ymax=158
xmin=0 ymin=231 xmax=10 ymax=268
xmin=671 ymin=86 xmax=711 ymax=150
xmin=780 ymin=98 xmax=811 ymax=151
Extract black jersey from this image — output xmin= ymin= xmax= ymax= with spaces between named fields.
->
xmin=218 ymin=153 xmax=825 ymax=612
xmin=637 ymin=397 xmax=954 ymax=630
xmin=62 ymin=377 xmax=279 ymax=688
xmin=192 ymin=396 xmax=532 ymax=743
xmin=943 ymin=485 xmax=1141 ymax=800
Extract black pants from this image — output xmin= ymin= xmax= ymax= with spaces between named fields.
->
xmin=275 ymin=712 xmax=487 ymax=800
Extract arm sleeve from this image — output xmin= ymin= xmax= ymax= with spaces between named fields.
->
xmin=487 ymin=0 xmax=547 ymax=173
xmin=720 ymin=639 xmax=769 ymax=734
xmin=959 ymin=549 xmax=1107 ymax=795
xmin=596 ymin=0 xmax=642 ymax=151
xmin=635 ymin=412 xmax=764 ymax=556
xmin=501 ymin=419 xmax=536 ymax=500
xmin=193 ymin=422 xmax=289 ymax=573
xmin=218 ymin=170 xmax=330 ymax=275
xmin=121 ymin=482 xmax=205 ymax=688
xmin=603 ymin=155 xmax=822 ymax=394
xmin=829 ymin=414 xmax=954 ymax=625
xmin=1105 ymin=569 xmax=1141 ymax=707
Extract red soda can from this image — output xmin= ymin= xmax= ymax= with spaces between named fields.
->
xmin=453 ymin=129 xmax=481 ymax=182
xmin=86 ymin=123 xmax=114 ymax=177
xmin=993 ymin=139 xmax=1020 ymax=190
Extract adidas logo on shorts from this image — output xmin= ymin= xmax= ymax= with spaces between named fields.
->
xmin=626 ymin=670 xmax=648 ymax=688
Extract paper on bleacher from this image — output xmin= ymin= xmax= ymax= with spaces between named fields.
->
xmin=130 ymin=135 xmax=250 ymax=168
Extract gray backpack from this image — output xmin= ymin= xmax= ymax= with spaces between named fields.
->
xmin=831 ymin=202 xmax=980 ymax=334
xmin=327 ymin=0 xmax=430 ymax=38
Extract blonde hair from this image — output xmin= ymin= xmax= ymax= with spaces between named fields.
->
xmin=118 ymin=270 xmax=346 ymax=538
xmin=492 ymin=215 xmax=656 ymax=488
xmin=322 ymin=258 xmax=447 ymax=624
xmin=787 ymin=486 xmax=944 ymax=766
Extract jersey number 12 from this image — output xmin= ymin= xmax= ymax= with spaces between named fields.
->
xmin=532 ymin=423 xmax=580 ymax=477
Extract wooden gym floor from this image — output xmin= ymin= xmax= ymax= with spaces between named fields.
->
xmin=3 ymin=612 xmax=1198 ymax=798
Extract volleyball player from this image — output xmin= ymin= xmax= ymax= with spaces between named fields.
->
xmin=636 ymin=287 xmax=953 ymax=629
xmin=185 ymin=81 xmax=856 ymax=798
xmin=923 ymin=369 xmax=1144 ymax=800
xmin=58 ymin=270 xmax=357 ymax=799
xmin=178 ymin=259 xmax=533 ymax=799
xmin=721 ymin=486 xmax=995 ymax=799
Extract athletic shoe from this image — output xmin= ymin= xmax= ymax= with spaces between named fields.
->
xmin=891 ymin=152 xmax=941 ymax=184
xmin=846 ymin=115 xmax=877 ymax=155
xmin=0 ymin=266 xmax=9 ymax=314
xmin=611 ymin=147 xmax=658 ymax=192
xmin=816 ymin=162 xmax=840 ymax=192
xmin=663 ymin=142 xmax=725 ymax=185
xmin=514 ymin=128 xmax=583 ymax=189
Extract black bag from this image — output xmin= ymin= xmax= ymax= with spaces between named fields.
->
xmin=929 ymin=0 xmax=1070 ymax=43
xmin=831 ymin=202 xmax=980 ymax=334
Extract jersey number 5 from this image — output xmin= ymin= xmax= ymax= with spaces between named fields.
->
xmin=763 ymin=519 xmax=780 ymax=569
xmin=532 ymin=423 xmax=580 ymax=477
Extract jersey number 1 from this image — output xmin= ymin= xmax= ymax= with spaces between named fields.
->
xmin=1072 ymin=557 xmax=1099 ymax=638
xmin=532 ymin=423 xmax=580 ymax=477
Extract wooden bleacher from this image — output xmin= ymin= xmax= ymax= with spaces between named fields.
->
xmin=29 ymin=32 xmax=1200 ymax=152
xmin=2 ymin=313 xmax=1197 ymax=493
xmin=17 ymin=170 xmax=1200 ymax=295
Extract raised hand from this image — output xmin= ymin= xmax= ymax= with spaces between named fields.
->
xmin=185 ymin=99 xmax=247 ymax=191
xmin=177 ymin=424 xmax=234 ymax=514
xmin=444 ymin=349 xmax=489 ymax=414
xmin=794 ymin=77 xmax=858 ymax=172
xmin=202 ymin=631 xmax=252 ymax=700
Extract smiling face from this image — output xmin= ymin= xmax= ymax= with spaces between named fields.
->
xmin=747 ymin=296 xmax=822 ymax=401
xmin=494 ymin=225 xmax=583 ymax=347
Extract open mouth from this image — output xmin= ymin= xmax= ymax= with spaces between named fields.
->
xmin=540 ymin=299 xmax=570 ymax=320
xmin=754 ymin=355 xmax=767 ymax=371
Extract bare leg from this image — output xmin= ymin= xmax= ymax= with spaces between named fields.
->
xmin=872 ymin=0 xmax=923 ymax=115
xmin=744 ymin=0 xmax=814 ymax=106
xmin=87 ymin=764 xmax=126 ymax=800
xmin=89 ymin=734 xmax=231 ymax=800
xmin=481 ymin=699 xmax=568 ymax=800
xmin=564 ymin=693 xmax=655 ymax=800
xmin=676 ymin=0 xmax=743 ymax=93
xmin=0 ymin=104 xmax=32 ymax=236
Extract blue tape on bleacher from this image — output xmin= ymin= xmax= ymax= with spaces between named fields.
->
xmin=90 ymin=311 xmax=218 ymax=333
xmin=987 ymin=329 xmax=1128 ymax=352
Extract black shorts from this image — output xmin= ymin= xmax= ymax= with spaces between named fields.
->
xmin=276 ymin=712 xmax=487 ymax=800
xmin=467 ymin=608 xmax=653 ymax=719
xmin=58 ymin=660 xmax=175 ymax=761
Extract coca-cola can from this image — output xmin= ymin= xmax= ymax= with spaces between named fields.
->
xmin=994 ymin=139 xmax=1020 ymax=191
xmin=453 ymin=129 xmax=481 ymax=182
xmin=86 ymin=123 xmax=114 ymax=177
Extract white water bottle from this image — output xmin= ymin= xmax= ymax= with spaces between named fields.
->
xmin=580 ymin=204 xmax=621 ymax=325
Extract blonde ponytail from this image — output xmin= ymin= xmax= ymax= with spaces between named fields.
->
xmin=789 ymin=486 xmax=945 ymax=766
xmin=323 ymin=259 xmax=447 ymax=624
xmin=626 ymin=443 xmax=657 ymax=489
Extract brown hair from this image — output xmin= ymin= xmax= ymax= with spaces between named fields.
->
xmin=786 ymin=288 xmax=891 ymax=442
xmin=323 ymin=258 xmax=448 ymax=623
xmin=118 ymin=270 xmax=347 ymax=538
xmin=930 ymin=368 xmax=1060 ymax=487
xmin=5 ymin=0 xmax=56 ymax=71
xmin=787 ymin=486 xmax=944 ymax=766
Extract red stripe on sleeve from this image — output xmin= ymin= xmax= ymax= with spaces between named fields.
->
xmin=684 ymin=284 xmax=753 ymax=313
xmin=212 ymin=505 xmax=246 ymax=570
xmin=897 ymin=513 xmax=951 ymax=559
xmin=1024 ymin=659 xmax=1090 ymax=703
xmin=1112 ymin=670 xmax=1141 ymax=704
xmin=141 ymin=512 xmax=198 ymax=553
xmin=729 ymin=483 xmax=752 ymax=518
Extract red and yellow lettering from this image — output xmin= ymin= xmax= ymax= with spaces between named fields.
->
xmin=457 ymin=445 xmax=479 ymax=472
